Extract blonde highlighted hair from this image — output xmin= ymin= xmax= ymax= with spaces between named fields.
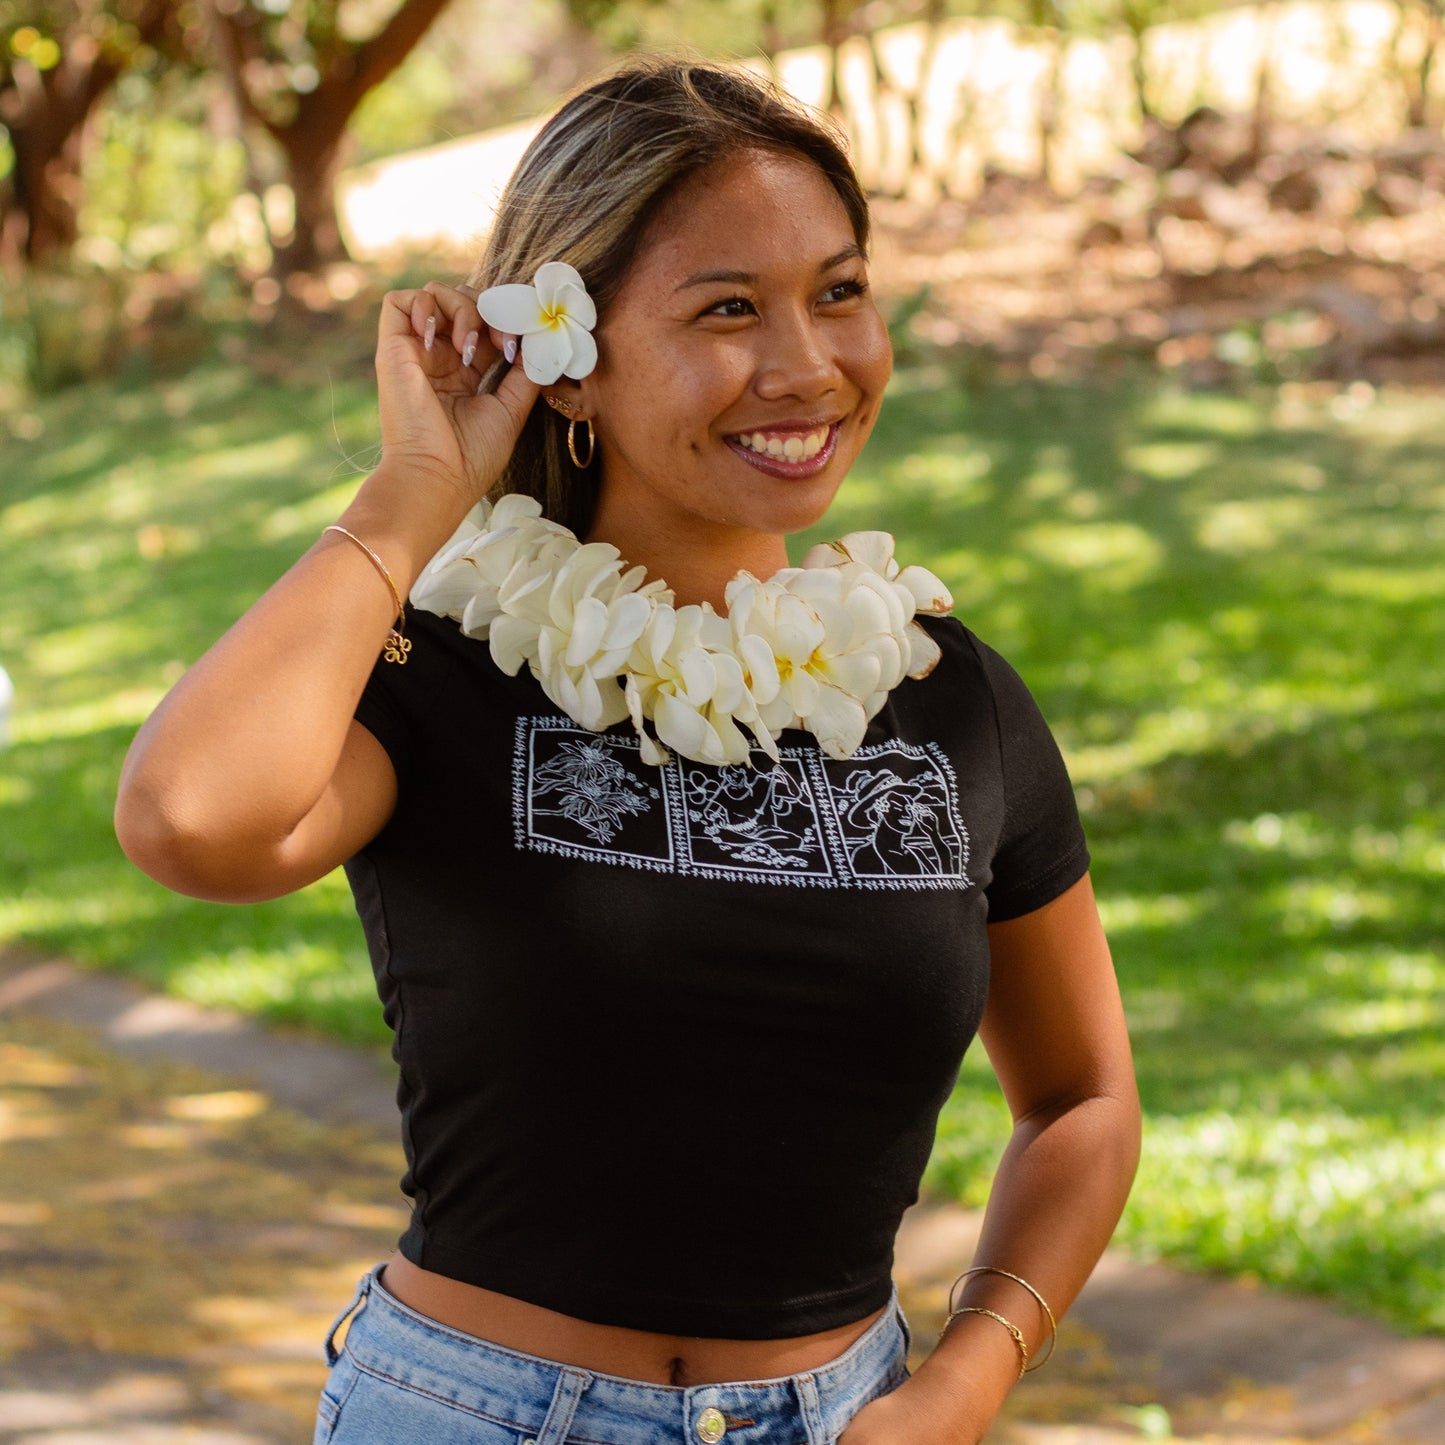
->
xmin=471 ymin=58 xmax=870 ymax=536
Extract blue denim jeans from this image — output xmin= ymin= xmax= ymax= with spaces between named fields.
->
xmin=314 ymin=1265 xmax=910 ymax=1445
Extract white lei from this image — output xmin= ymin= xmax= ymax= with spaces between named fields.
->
xmin=410 ymin=494 xmax=954 ymax=767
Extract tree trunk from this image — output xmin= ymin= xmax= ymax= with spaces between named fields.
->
xmin=6 ymin=103 xmax=88 ymax=264
xmin=1034 ymin=29 xmax=1063 ymax=191
xmin=904 ymin=0 xmax=948 ymax=195
xmin=204 ymin=0 xmax=454 ymax=277
xmin=1411 ymin=4 xmax=1443 ymax=127
xmin=0 ymin=2 xmax=172 ymax=267
xmin=3 ymin=47 xmax=114 ymax=264
xmin=269 ymin=123 xmax=349 ymax=275
xmin=820 ymin=0 xmax=852 ymax=121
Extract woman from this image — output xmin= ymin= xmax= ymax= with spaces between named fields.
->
xmin=116 ymin=59 xmax=1139 ymax=1445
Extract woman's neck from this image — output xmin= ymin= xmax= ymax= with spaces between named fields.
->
xmin=584 ymin=511 xmax=791 ymax=612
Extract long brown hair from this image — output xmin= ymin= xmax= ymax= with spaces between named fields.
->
xmin=470 ymin=58 xmax=870 ymax=537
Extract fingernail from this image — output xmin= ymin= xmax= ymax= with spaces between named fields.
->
xmin=424 ymin=315 xmax=436 ymax=352
xmin=503 ymin=336 xmax=517 ymax=364
xmin=462 ymin=330 xmax=478 ymax=368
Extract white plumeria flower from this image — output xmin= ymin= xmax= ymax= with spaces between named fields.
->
xmin=802 ymin=531 xmax=953 ymax=682
xmin=475 ymin=261 xmax=598 ymax=385
xmin=625 ymin=604 xmax=770 ymax=767
xmin=728 ymin=569 xmax=874 ymax=759
xmin=410 ymin=494 xmax=568 ymax=629
xmin=491 ymin=537 xmax=653 ymax=731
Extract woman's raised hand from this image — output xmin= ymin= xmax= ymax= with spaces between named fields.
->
xmin=373 ymin=280 xmax=540 ymax=517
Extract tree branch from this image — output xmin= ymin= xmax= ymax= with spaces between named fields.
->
xmin=201 ymin=0 xmax=270 ymax=129
xmin=333 ymin=0 xmax=451 ymax=108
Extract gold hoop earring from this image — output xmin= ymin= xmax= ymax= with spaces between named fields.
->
xmin=544 ymin=394 xmax=573 ymax=416
xmin=567 ymin=417 xmax=595 ymax=469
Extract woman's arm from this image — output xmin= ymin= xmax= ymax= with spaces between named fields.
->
xmin=115 ymin=285 xmax=538 ymax=902
xmin=841 ymin=872 xmax=1140 ymax=1444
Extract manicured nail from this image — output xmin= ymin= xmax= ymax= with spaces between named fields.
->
xmin=461 ymin=330 xmax=479 ymax=368
xmin=423 ymin=314 xmax=436 ymax=352
xmin=503 ymin=336 xmax=517 ymax=364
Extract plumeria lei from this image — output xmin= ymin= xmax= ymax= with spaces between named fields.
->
xmin=410 ymin=495 xmax=954 ymax=767
xmin=475 ymin=262 xmax=598 ymax=385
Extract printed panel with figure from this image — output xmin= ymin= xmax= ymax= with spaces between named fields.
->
xmin=514 ymin=719 xmax=971 ymax=891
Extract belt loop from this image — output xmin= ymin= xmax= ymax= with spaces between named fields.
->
xmin=322 ymin=1266 xmax=376 ymax=1366
xmin=532 ymin=1365 xmax=593 ymax=1445
xmin=794 ymin=1371 xmax=827 ymax=1445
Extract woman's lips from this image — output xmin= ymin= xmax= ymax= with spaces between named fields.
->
xmin=724 ymin=422 xmax=840 ymax=478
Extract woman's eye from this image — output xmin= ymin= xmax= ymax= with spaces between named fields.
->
xmin=706 ymin=296 xmax=756 ymax=318
xmin=822 ymin=278 xmax=868 ymax=304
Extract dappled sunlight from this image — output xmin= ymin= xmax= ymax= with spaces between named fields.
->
xmin=0 ymin=884 xmax=163 ymax=939
xmin=29 ymin=619 xmax=176 ymax=683
xmin=7 ymin=689 xmax=165 ymax=743
xmin=1131 ymin=1108 xmax=1445 ymax=1330
xmin=1196 ymin=496 xmax=1318 ymax=554
xmin=170 ymin=942 xmax=379 ymax=1020
xmin=1120 ymin=438 xmax=1222 ymax=480
xmin=5 ymin=346 xmax=1443 ymax=1329
xmin=0 ymin=1200 xmax=54 ymax=1226
xmin=260 ymin=478 xmax=373 ymax=543
xmin=1272 ymin=877 xmax=1403 ymax=934
xmin=0 ymin=1015 xmax=407 ymax=1433
xmin=1311 ymin=995 xmax=1441 ymax=1040
xmin=1095 ymin=892 xmax=1201 ymax=934
xmin=0 ymin=1095 xmax=69 ymax=1143
xmin=1019 ymin=520 xmax=1164 ymax=590
xmin=165 ymin=1090 xmax=270 ymax=1122
xmin=1325 ymin=564 xmax=1445 ymax=603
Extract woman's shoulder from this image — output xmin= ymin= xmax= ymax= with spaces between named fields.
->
xmin=908 ymin=614 xmax=1062 ymax=738
xmin=914 ymin=612 xmax=994 ymax=680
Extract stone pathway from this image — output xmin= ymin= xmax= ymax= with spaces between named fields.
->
xmin=2 ymin=950 xmax=1441 ymax=1445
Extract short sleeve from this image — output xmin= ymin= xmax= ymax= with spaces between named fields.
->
xmin=968 ymin=635 xmax=1090 ymax=922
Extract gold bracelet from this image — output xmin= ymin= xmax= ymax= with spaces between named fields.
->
xmin=948 ymin=1266 xmax=1058 ymax=1371
xmin=324 ymin=525 xmax=411 ymax=665
xmin=942 ymin=1306 xmax=1029 ymax=1380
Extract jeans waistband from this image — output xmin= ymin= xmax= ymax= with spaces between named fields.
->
xmin=327 ymin=1264 xmax=909 ymax=1445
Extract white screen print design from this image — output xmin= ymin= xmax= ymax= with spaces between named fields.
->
xmin=514 ymin=717 xmax=971 ymax=890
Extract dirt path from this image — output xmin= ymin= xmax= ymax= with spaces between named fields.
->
xmin=2 ymin=951 xmax=1441 ymax=1445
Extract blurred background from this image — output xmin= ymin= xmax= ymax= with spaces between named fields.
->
xmin=0 ymin=0 xmax=1442 ymax=1440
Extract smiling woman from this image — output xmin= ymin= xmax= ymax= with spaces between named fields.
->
xmin=114 ymin=59 xmax=1139 ymax=1445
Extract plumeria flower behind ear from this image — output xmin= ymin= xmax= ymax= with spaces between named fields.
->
xmin=475 ymin=261 xmax=598 ymax=385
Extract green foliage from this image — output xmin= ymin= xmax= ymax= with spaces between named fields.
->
xmin=79 ymin=71 xmax=250 ymax=273
xmin=348 ymin=45 xmax=461 ymax=162
xmin=2 ymin=324 xmax=1443 ymax=1330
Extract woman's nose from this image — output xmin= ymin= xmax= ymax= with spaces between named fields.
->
xmin=754 ymin=312 xmax=841 ymax=401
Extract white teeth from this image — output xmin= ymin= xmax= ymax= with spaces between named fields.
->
xmin=735 ymin=424 xmax=831 ymax=459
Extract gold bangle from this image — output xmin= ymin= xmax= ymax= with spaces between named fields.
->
xmin=948 ymin=1266 xmax=1058 ymax=1371
xmin=324 ymin=525 xmax=411 ymax=665
xmin=942 ymin=1306 xmax=1029 ymax=1380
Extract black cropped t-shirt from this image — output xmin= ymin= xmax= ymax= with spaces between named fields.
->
xmin=344 ymin=606 xmax=1089 ymax=1338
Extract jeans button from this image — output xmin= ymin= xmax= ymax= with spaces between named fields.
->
xmin=695 ymin=1405 xmax=727 ymax=1442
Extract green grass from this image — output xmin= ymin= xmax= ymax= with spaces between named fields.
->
xmin=3 ymin=335 xmax=1442 ymax=1332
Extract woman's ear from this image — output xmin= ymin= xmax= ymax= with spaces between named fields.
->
xmin=543 ymin=379 xmax=588 ymax=418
